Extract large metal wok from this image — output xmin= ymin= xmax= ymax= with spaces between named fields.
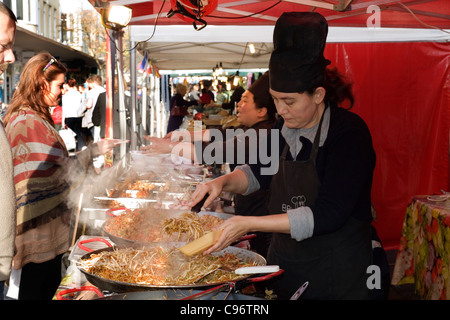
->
xmin=77 ymin=241 xmax=276 ymax=293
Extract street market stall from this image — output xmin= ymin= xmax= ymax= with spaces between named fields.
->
xmin=75 ymin=0 xmax=450 ymax=300
xmin=100 ymin=0 xmax=450 ymax=251
xmin=53 ymin=149 xmax=283 ymax=300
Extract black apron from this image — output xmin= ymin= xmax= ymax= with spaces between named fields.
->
xmin=234 ymin=190 xmax=271 ymax=257
xmin=266 ymin=108 xmax=371 ymax=300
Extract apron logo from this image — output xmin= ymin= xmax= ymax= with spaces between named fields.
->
xmin=282 ymin=195 xmax=306 ymax=212
xmin=291 ymin=195 xmax=306 ymax=208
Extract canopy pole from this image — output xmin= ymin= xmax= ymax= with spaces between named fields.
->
xmin=114 ymin=30 xmax=127 ymax=166
xmin=130 ymin=41 xmax=137 ymax=150
xmin=104 ymin=28 xmax=115 ymax=167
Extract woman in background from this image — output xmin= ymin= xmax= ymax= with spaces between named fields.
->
xmin=166 ymin=83 xmax=198 ymax=134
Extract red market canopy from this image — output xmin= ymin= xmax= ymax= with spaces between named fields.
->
xmin=89 ymin=0 xmax=450 ymax=71
xmin=91 ymin=0 xmax=449 ymax=28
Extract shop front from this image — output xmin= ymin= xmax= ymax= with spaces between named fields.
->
xmin=1 ymin=25 xmax=97 ymax=106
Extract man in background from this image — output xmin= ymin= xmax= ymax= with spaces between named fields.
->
xmin=0 ymin=2 xmax=17 ymax=299
xmin=82 ymin=74 xmax=106 ymax=169
xmin=82 ymin=75 xmax=106 ymax=143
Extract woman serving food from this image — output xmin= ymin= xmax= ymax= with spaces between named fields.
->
xmin=190 ymin=12 xmax=376 ymax=300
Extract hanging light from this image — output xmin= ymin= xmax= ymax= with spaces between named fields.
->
xmin=248 ymin=43 xmax=256 ymax=54
xmin=101 ymin=5 xmax=132 ymax=30
xmin=233 ymin=71 xmax=240 ymax=86
xmin=212 ymin=63 xmax=224 ymax=78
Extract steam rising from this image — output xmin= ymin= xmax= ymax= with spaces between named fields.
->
xmin=63 ymin=153 xmax=203 ymax=239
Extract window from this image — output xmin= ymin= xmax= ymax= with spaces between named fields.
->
xmin=16 ymin=0 xmax=23 ymax=20
xmin=3 ymin=0 xmax=12 ymax=10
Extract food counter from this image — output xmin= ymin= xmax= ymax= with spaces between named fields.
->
xmin=56 ymin=234 xmax=276 ymax=300
xmin=391 ymin=195 xmax=450 ymax=300
xmin=53 ymin=153 xmax=277 ymax=300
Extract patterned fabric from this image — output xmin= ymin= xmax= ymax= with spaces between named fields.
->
xmin=0 ymin=121 xmax=16 ymax=280
xmin=392 ymin=197 xmax=450 ymax=300
xmin=5 ymin=109 xmax=71 ymax=270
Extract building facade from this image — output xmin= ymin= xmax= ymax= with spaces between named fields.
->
xmin=3 ymin=0 xmax=59 ymax=38
xmin=0 ymin=0 xmax=96 ymax=105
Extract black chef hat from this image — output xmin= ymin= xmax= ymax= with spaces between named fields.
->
xmin=269 ymin=12 xmax=331 ymax=93
xmin=248 ymin=72 xmax=276 ymax=119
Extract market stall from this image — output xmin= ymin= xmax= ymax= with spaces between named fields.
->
xmin=136 ymin=37 xmax=450 ymax=251
xmin=93 ymin=0 xmax=450 ymax=250
xmin=54 ymin=151 xmax=284 ymax=300
xmin=75 ymin=0 xmax=449 ymax=300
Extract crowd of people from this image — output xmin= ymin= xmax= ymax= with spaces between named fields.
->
xmin=166 ymin=80 xmax=245 ymax=134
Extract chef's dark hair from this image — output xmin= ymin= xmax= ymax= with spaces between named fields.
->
xmin=248 ymin=72 xmax=277 ymax=120
xmin=306 ymin=67 xmax=354 ymax=109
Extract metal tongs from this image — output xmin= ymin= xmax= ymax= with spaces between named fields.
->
xmin=190 ymin=194 xmax=209 ymax=213
xmin=427 ymin=190 xmax=450 ymax=202
xmin=290 ymin=281 xmax=309 ymax=300
xmin=181 ymin=267 xmax=284 ymax=300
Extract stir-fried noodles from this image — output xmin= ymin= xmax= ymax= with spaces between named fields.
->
xmin=104 ymin=211 xmax=223 ymax=243
xmin=78 ymin=246 xmax=258 ymax=286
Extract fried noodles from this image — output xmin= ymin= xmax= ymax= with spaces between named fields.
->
xmin=78 ymin=246 xmax=258 ymax=286
xmin=161 ymin=212 xmax=223 ymax=241
xmin=104 ymin=211 xmax=224 ymax=243
xmin=108 ymin=181 xmax=158 ymax=198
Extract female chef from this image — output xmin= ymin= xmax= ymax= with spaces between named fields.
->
xmin=190 ymin=12 xmax=376 ymax=300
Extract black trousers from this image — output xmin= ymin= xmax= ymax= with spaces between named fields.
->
xmin=167 ymin=116 xmax=184 ymax=134
xmin=65 ymin=117 xmax=86 ymax=150
xmin=18 ymin=254 xmax=63 ymax=300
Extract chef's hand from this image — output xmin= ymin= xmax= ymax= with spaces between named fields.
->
xmin=204 ymin=215 xmax=251 ymax=254
xmin=141 ymin=136 xmax=174 ymax=154
xmin=90 ymin=139 xmax=115 ymax=157
xmin=164 ymin=131 xmax=192 ymax=142
xmin=190 ymin=178 xmax=225 ymax=211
